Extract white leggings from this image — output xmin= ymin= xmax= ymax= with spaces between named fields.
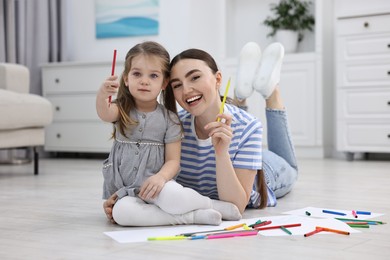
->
xmin=112 ymin=181 xmax=241 ymax=226
xmin=112 ymin=181 xmax=212 ymax=226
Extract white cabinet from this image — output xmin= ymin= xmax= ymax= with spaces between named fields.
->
xmin=219 ymin=0 xmax=333 ymax=158
xmin=335 ymin=0 xmax=390 ymax=160
xmin=41 ymin=62 xmax=122 ymax=153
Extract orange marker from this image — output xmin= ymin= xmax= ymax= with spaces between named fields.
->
xmin=316 ymin=226 xmax=350 ymax=235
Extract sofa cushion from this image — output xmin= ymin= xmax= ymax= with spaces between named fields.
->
xmin=0 ymin=89 xmax=53 ymax=129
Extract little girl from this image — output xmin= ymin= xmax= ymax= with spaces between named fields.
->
xmin=96 ymin=41 xmax=241 ymax=226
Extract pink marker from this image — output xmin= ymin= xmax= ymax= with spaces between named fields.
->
xmin=206 ymin=230 xmax=258 ymax=240
xmin=352 ymin=210 xmax=358 ymax=218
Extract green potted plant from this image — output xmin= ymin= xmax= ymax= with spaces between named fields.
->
xmin=263 ymin=0 xmax=315 ymax=52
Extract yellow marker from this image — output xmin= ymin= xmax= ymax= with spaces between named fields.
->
xmin=242 ymin=224 xmax=252 ymax=230
xmin=224 ymin=223 xmax=245 ymax=231
xmin=147 ymin=236 xmax=187 ymax=241
xmin=217 ymin=77 xmax=231 ymax=122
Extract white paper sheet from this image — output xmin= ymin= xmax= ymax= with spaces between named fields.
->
xmin=104 ymin=215 xmax=360 ymax=243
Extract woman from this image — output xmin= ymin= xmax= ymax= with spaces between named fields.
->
xmin=104 ymin=42 xmax=298 ymax=226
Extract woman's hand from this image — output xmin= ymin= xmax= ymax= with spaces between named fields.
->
xmin=204 ymin=113 xmax=233 ymax=155
xmin=103 ymin=193 xmax=118 ymax=224
xmin=138 ymin=174 xmax=167 ymax=200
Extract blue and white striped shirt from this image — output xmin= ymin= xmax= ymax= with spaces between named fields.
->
xmin=177 ymin=104 xmax=276 ymax=207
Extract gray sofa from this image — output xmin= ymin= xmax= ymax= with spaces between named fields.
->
xmin=0 ymin=63 xmax=53 ymax=174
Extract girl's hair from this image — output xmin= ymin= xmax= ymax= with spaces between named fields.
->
xmin=113 ymin=41 xmax=177 ymax=138
xmin=169 ymin=48 xmax=268 ymax=209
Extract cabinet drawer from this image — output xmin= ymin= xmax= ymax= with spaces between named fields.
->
xmin=48 ymin=95 xmax=101 ymax=121
xmin=338 ymin=89 xmax=390 ymax=118
xmin=337 ymin=14 xmax=390 ymax=36
xmin=337 ymin=61 xmax=390 ymax=87
xmin=45 ymin=122 xmax=113 ymax=152
xmin=337 ymin=34 xmax=390 ymax=61
xmin=344 ymin=124 xmax=390 ymax=149
xmin=42 ymin=62 xmax=124 ymax=94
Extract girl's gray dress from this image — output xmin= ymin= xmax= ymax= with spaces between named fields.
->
xmin=102 ymin=104 xmax=182 ymax=199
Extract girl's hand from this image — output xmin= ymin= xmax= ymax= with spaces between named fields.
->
xmin=204 ymin=113 xmax=233 ymax=155
xmin=103 ymin=193 xmax=118 ymax=224
xmin=99 ymin=75 xmax=119 ymax=99
xmin=139 ymin=174 xmax=167 ymax=200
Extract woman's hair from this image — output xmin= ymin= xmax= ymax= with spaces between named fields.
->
xmin=169 ymin=48 xmax=268 ymax=209
xmin=113 ymin=41 xmax=177 ymax=138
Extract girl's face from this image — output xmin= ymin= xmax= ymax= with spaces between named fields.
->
xmin=124 ymin=54 xmax=167 ymax=110
xmin=170 ymin=59 xmax=221 ymax=117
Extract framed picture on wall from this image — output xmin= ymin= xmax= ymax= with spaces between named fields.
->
xmin=95 ymin=0 xmax=159 ymax=39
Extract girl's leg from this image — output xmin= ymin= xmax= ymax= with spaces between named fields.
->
xmin=149 ymin=181 xmax=242 ymax=220
xmin=112 ymin=196 xmax=222 ymax=226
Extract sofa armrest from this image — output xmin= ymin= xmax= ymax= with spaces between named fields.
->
xmin=0 ymin=63 xmax=30 ymax=94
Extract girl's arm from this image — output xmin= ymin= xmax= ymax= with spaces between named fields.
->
xmin=138 ymin=140 xmax=181 ymax=200
xmin=96 ymin=75 xmax=120 ymax=122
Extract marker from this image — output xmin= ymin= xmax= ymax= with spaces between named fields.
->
xmin=179 ymin=223 xmax=245 ymax=236
xmin=206 ymin=230 xmax=258 ymax=240
xmin=316 ymin=226 xmax=350 ymax=235
xmin=189 ymin=235 xmax=207 ymax=240
xmin=217 ymin=77 xmax=231 ymax=122
xmin=148 ymin=236 xmax=187 ymax=241
xmin=304 ymin=227 xmax=323 ymax=237
xmin=225 ymin=223 xmax=246 ymax=231
xmin=305 ymin=211 xmax=311 ymax=216
xmin=356 ymin=211 xmax=371 ymax=215
xmin=280 ymin=226 xmax=292 ymax=235
xmin=348 ymin=224 xmax=369 ymax=228
xmin=248 ymin=219 xmax=262 ymax=228
xmin=322 ymin=209 xmax=346 ymax=216
xmin=335 ymin=218 xmax=385 ymax=224
xmin=352 ymin=210 xmax=358 ymax=218
xmin=253 ymin=220 xmax=272 ymax=228
xmin=255 ymin=223 xmax=301 ymax=231
xmin=108 ymin=49 xmax=117 ymax=105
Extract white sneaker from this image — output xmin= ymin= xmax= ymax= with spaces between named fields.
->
xmin=234 ymin=42 xmax=262 ymax=100
xmin=253 ymin=42 xmax=284 ymax=99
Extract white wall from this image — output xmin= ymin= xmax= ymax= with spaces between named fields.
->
xmin=64 ymin=0 xmax=226 ymax=62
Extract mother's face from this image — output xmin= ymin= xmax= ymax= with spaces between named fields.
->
xmin=169 ymin=59 xmax=222 ymax=116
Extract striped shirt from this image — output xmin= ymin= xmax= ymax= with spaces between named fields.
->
xmin=176 ymin=104 xmax=276 ymax=207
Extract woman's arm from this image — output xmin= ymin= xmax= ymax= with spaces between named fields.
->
xmin=215 ymin=153 xmax=257 ymax=213
xmin=96 ymin=75 xmax=120 ymax=122
xmin=138 ymin=140 xmax=181 ymax=200
xmin=206 ymin=113 xmax=258 ymax=213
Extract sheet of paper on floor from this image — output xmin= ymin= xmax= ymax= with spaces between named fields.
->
xmin=104 ymin=215 xmax=360 ymax=243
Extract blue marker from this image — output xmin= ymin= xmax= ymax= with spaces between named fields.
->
xmin=322 ymin=209 xmax=346 ymax=216
xmin=356 ymin=211 xmax=371 ymax=215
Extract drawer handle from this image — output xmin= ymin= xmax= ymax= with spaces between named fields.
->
xmin=363 ymin=22 xmax=369 ymax=28
xmin=55 ymin=78 xmax=60 ymax=84
xmin=388 ymin=134 xmax=390 ymax=139
xmin=56 ymin=133 xmax=61 ymax=138
xmin=55 ymin=106 xmax=60 ymax=111
xmin=388 ymin=44 xmax=390 ymax=48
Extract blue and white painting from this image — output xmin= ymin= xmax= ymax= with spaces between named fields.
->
xmin=95 ymin=0 xmax=159 ymax=39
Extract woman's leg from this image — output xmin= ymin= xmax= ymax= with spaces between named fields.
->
xmin=112 ymin=196 xmax=222 ymax=226
xmin=235 ymin=42 xmax=298 ymax=199
xmin=263 ymin=89 xmax=298 ymax=198
xmin=149 ymin=181 xmax=242 ymax=220
xmin=257 ymin=44 xmax=298 ymax=198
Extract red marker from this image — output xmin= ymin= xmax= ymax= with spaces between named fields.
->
xmin=108 ymin=49 xmax=117 ymax=105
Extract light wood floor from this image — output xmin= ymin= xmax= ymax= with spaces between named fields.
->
xmin=0 ymin=157 xmax=389 ymax=259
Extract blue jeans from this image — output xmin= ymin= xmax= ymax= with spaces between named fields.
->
xmin=263 ymin=109 xmax=298 ymax=198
